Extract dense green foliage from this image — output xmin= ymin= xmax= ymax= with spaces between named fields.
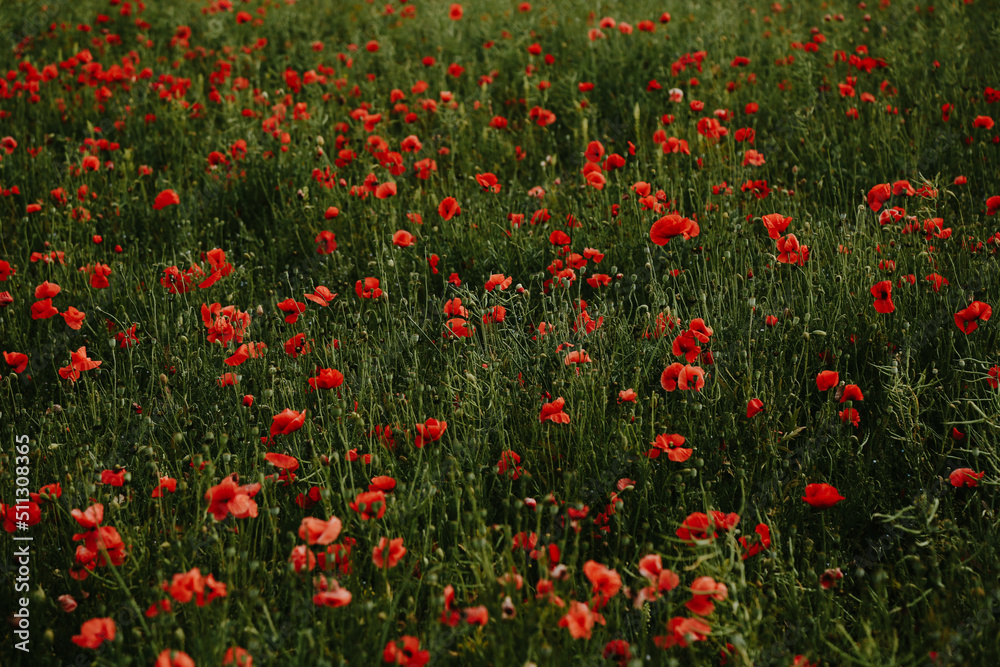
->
xmin=1 ymin=0 xmax=999 ymax=665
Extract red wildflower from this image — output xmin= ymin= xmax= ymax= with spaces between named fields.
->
xmin=954 ymin=301 xmax=992 ymax=334
xmin=950 ymin=468 xmax=984 ymax=488
xmin=71 ymin=617 xmax=116 ymax=649
xmin=372 ymin=537 xmax=406 ymax=568
xmin=539 ymin=397 xmax=570 ymax=423
xmin=205 ymin=474 xmax=261 ymax=520
xmin=153 ymin=189 xmax=180 ymax=210
xmin=801 ymin=483 xmax=845 ymax=509
xmin=414 ymin=418 xmax=448 ymax=447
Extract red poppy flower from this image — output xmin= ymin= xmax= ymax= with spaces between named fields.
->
xmin=482 ymin=305 xmax=506 ymax=324
xmin=738 ymin=523 xmax=771 ymax=560
xmin=776 ymin=234 xmax=809 ymax=265
xmin=870 ymin=281 xmax=894 ymax=313
xmin=315 ymin=231 xmax=337 ymax=254
xmin=164 ymin=568 xmax=227 ymax=606
xmin=746 ymin=398 xmax=764 ymax=418
xmin=840 ymin=384 xmax=864 ymax=402
xmin=987 ymin=195 xmax=1000 ymax=216
xmin=647 ymin=433 xmax=691 ymax=461
xmin=816 ymin=370 xmax=839 ymax=391
xmin=742 ymin=179 xmax=771 ymax=198
xmin=351 ymin=490 xmax=386 ymax=520
xmin=383 ymin=636 xmax=429 ymax=666
xmin=475 ymin=172 xmax=501 ymax=193
xmin=71 ymin=617 xmax=116 ymax=649
xmin=312 ymin=575 xmax=352 ymax=607
xmin=649 ymin=214 xmax=700 ymax=245
xmin=356 ymin=277 xmax=383 ymax=299
xmin=305 ymin=285 xmax=336 ymax=307
xmin=584 ymin=273 xmax=610 ymax=288
xmin=299 ymin=516 xmax=343 ymax=545
xmin=270 ymin=409 xmax=306 ymax=439
xmin=549 ymin=229 xmax=571 ymax=246
xmin=153 ymin=189 xmax=180 ymax=210
xmin=87 ymin=263 xmax=112 ymax=289
xmin=71 ymin=502 xmax=104 ymax=530
xmin=617 ymin=389 xmax=637 ymax=403
xmin=205 ymin=475 xmax=261 ymax=520
xmin=686 ymin=575 xmax=728 ymax=616
xmin=676 ymin=511 xmax=740 ymax=543
xmin=59 ymin=347 xmax=102 ymax=382
xmin=558 ymin=600 xmax=606 ymax=640
xmin=414 ymin=418 xmax=447 ymax=447
xmin=954 ymin=301 xmax=992 ymax=334
xmin=59 ymin=306 xmax=87 ymax=331
xmin=484 ymin=273 xmax=512 ymax=291
xmin=672 ymin=331 xmax=702 ymax=363
xmin=660 ymin=363 xmax=705 ymax=391
xmin=444 ymin=317 xmax=473 ymax=338
xmin=156 ymin=649 xmax=195 ymax=667
xmin=583 ymin=560 xmax=622 ymax=604
xmin=31 ymin=298 xmax=59 ymax=320
xmin=817 ymin=569 xmax=844 ymax=593
xmin=375 ymin=182 xmax=397 ymax=199
xmin=222 ymin=648 xmax=254 ymax=667
xmin=949 ymin=468 xmax=985 ymax=488
xmin=924 ymin=273 xmax=949 ymax=292
xmin=264 ymin=452 xmax=299 ymax=485
xmin=973 ymin=115 xmax=995 ymax=130
xmin=3 ymin=351 xmax=28 ymax=373
xmin=801 ymin=483 xmax=845 ymax=509
xmin=839 ymin=408 xmax=860 ymax=427
xmin=761 ymin=213 xmax=791 ymax=240
xmin=284 ymin=333 xmax=312 ymax=358
xmin=225 ymin=344 xmax=251 ymax=366
xmin=152 ymin=477 xmax=177 ymax=498
xmin=867 ymin=183 xmax=891 ymax=211
xmin=308 ymin=368 xmax=344 ymax=391
xmin=277 ymin=298 xmax=307 ymax=323
xmin=392 ymin=230 xmax=415 ymax=247
xmin=100 ymin=469 xmax=126 ymax=487
xmin=372 ymin=537 xmax=406 ymax=568
xmin=539 ymin=397 xmax=570 ymax=423
xmin=438 ymin=196 xmax=461 ymax=220
xmin=370 ymin=476 xmax=397 ymax=493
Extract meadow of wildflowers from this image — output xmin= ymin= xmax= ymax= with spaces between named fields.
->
xmin=1 ymin=0 xmax=999 ymax=665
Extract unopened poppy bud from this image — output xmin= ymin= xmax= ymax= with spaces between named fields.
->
xmin=256 ymin=305 xmax=264 ymax=316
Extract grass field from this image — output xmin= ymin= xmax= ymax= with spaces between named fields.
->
xmin=1 ymin=0 xmax=999 ymax=665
